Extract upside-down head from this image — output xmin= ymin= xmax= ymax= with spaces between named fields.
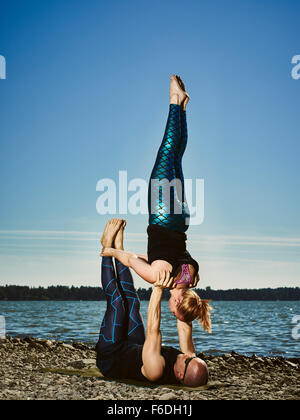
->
xmin=171 ymin=289 xmax=213 ymax=332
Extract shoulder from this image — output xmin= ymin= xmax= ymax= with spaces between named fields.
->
xmin=161 ymin=345 xmax=182 ymax=357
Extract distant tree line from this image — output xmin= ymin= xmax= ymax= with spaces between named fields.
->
xmin=0 ymin=285 xmax=299 ymax=301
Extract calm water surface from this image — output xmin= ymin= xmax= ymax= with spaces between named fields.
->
xmin=0 ymin=300 xmax=299 ymax=357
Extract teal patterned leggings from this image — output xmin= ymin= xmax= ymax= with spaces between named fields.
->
xmin=148 ymin=104 xmax=190 ymax=232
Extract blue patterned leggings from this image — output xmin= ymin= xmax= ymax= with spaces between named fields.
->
xmin=97 ymin=257 xmax=145 ymax=351
xmin=148 ymin=104 xmax=190 ymax=233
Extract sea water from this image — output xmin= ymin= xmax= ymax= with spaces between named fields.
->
xmin=0 ymin=300 xmax=299 ymax=357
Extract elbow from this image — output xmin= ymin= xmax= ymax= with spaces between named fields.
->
xmin=146 ymin=372 xmax=163 ymax=382
xmin=142 ymin=365 xmax=164 ymax=382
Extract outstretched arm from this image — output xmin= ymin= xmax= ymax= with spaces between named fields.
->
xmin=176 ymin=319 xmax=196 ymax=356
xmin=141 ymin=273 xmax=173 ymax=381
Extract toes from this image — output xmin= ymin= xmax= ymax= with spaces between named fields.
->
xmin=107 ymin=218 xmax=126 ymax=231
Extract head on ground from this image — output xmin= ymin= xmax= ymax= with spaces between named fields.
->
xmin=174 ymin=354 xmax=209 ymax=386
xmin=168 ymin=289 xmax=212 ymax=333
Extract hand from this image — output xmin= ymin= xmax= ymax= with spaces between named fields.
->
xmin=154 ymin=271 xmax=174 ymax=289
xmin=189 ymin=273 xmax=200 ymax=288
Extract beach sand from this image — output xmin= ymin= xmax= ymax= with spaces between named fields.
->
xmin=0 ymin=336 xmax=299 ymax=400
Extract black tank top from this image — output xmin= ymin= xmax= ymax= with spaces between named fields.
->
xmin=97 ymin=341 xmax=182 ymax=385
xmin=147 ymin=224 xmax=199 ymax=277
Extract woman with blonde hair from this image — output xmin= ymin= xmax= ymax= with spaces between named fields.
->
xmin=175 ymin=289 xmax=212 ymax=333
xmin=101 ymin=75 xmax=212 ymax=333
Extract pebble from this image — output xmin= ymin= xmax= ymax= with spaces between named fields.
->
xmin=158 ymin=392 xmax=177 ymax=400
xmin=285 ymin=361 xmax=298 ymax=369
xmin=0 ymin=336 xmax=299 ymax=400
xmin=67 ymin=359 xmax=97 ymax=369
xmin=61 ymin=344 xmax=74 ymax=351
xmin=222 ymin=354 xmax=232 ymax=360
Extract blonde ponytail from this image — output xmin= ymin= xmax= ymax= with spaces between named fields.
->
xmin=197 ymin=299 xmax=212 ymax=333
xmin=177 ymin=289 xmax=213 ymax=333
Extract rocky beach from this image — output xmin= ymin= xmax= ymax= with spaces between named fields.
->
xmin=0 ymin=336 xmax=299 ymax=400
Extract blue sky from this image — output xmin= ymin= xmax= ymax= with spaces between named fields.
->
xmin=0 ymin=0 xmax=299 ymax=289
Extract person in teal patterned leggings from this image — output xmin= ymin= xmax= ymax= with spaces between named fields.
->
xmin=100 ymin=76 xmax=213 ymax=328
xmin=148 ymin=100 xmax=189 ymax=233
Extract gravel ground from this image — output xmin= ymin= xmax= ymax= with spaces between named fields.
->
xmin=0 ymin=336 xmax=299 ymax=400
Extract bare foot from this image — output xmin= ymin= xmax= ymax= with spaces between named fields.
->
xmin=114 ymin=220 xmax=126 ymax=250
xmin=169 ymin=74 xmax=188 ymax=107
xmin=100 ymin=219 xmax=123 ymax=250
xmin=175 ymin=75 xmax=190 ymax=111
xmin=100 ymin=221 xmax=111 ymax=248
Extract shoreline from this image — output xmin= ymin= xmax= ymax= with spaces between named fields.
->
xmin=0 ymin=336 xmax=299 ymax=400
